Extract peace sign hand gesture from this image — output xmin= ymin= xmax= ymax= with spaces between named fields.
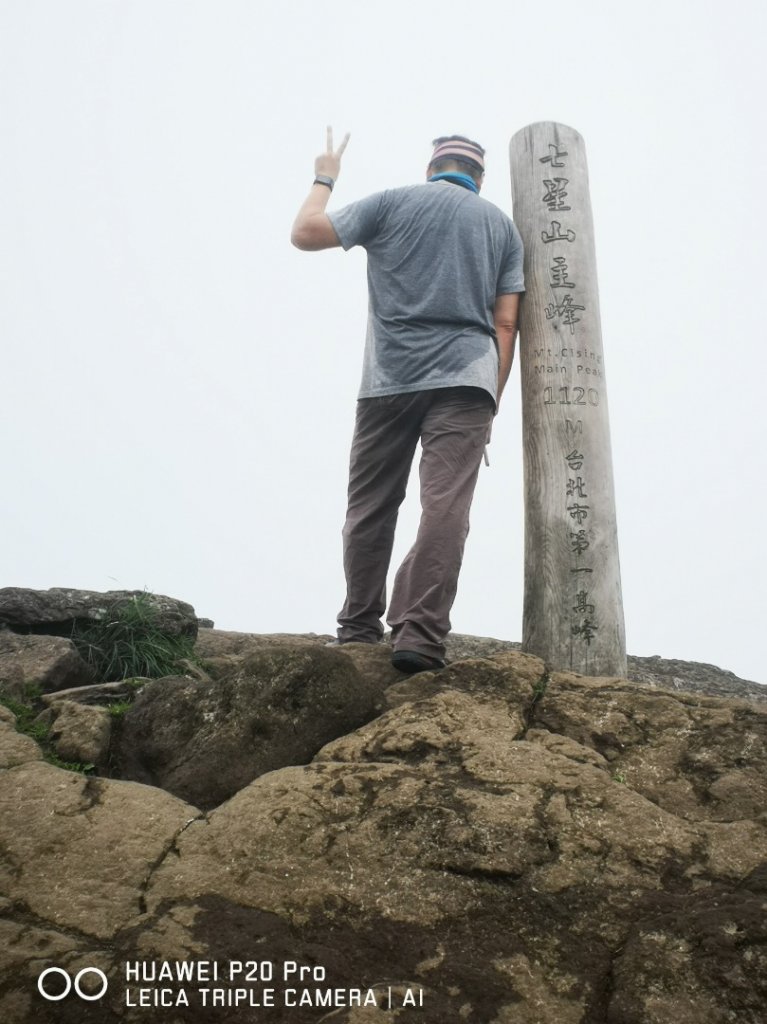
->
xmin=315 ymin=126 xmax=350 ymax=181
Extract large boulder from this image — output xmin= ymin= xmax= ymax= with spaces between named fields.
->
xmin=113 ymin=644 xmax=387 ymax=809
xmin=0 ymin=588 xmax=198 ymax=640
xmin=0 ymin=634 xmax=93 ymax=699
xmin=40 ymin=700 xmax=112 ymax=767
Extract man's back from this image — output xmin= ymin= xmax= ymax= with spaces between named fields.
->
xmin=329 ymin=180 xmax=524 ymax=400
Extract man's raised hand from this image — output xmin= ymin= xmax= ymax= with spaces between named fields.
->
xmin=315 ymin=126 xmax=350 ymax=181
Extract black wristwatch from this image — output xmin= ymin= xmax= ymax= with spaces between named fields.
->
xmin=313 ymin=175 xmax=335 ymax=191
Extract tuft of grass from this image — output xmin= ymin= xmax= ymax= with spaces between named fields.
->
xmin=107 ymin=700 xmax=133 ymax=719
xmin=531 ymin=674 xmax=550 ymax=702
xmin=70 ymin=592 xmax=196 ymax=682
xmin=44 ymin=753 xmax=96 ymax=774
xmin=1 ymin=696 xmax=47 ymax=740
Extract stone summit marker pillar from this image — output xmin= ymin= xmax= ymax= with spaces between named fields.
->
xmin=510 ymin=122 xmax=626 ymax=677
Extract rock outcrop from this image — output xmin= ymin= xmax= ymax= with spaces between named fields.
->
xmin=0 ymin=633 xmax=93 ymax=698
xmin=0 ymin=616 xmax=765 ymax=1023
xmin=443 ymin=633 xmax=767 ymax=703
xmin=38 ymin=700 xmax=113 ymax=767
xmin=0 ymin=587 xmax=198 ymax=640
xmin=113 ymin=646 xmax=390 ymax=810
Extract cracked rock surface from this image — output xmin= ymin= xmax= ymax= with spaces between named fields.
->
xmin=0 ymin=638 xmax=765 ymax=1023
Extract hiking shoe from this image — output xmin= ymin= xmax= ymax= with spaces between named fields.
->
xmin=326 ymin=638 xmax=381 ymax=647
xmin=391 ymin=650 xmax=445 ymax=674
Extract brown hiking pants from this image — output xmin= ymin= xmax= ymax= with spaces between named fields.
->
xmin=337 ymin=386 xmax=495 ymax=660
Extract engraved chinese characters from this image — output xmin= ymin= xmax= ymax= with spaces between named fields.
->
xmin=510 ymin=123 xmax=626 ymax=676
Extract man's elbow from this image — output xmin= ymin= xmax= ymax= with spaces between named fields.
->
xmin=495 ymin=320 xmax=518 ymax=339
xmin=291 ymin=222 xmax=314 ymax=250
xmin=291 ymin=229 xmax=307 ymax=250
xmin=290 ymin=215 xmax=339 ymax=251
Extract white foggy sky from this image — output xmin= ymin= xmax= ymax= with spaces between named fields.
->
xmin=1 ymin=0 xmax=765 ymax=683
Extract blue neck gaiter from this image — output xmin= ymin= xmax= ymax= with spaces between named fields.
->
xmin=428 ymin=172 xmax=479 ymax=194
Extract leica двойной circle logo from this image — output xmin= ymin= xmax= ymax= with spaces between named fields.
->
xmin=37 ymin=967 xmax=109 ymax=1002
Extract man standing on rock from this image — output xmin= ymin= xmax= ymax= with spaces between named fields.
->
xmin=291 ymin=129 xmax=524 ymax=674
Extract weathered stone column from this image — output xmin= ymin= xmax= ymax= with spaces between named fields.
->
xmin=509 ymin=122 xmax=626 ymax=677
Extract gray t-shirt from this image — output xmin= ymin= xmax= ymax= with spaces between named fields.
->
xmin=328 ymin=180 xmax=524 ymax=404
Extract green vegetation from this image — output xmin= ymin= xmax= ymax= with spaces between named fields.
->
xmin=70 ymin=592 xmax=196 ymax=682
xmin=531 ymin=675 xmax=549 ymax=703
xmin=107 ymin=700 xmax=133 ymax=719
xmin=0 ymin=691 xmax=95 ymax=774
xmin=1 ymin=691 xmax=44 ymax=739
xmin=44 ymin=752 xmax=96 ymax=774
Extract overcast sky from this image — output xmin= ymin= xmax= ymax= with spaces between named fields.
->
xmin=2 ymin=0 xmax=765 ymax=684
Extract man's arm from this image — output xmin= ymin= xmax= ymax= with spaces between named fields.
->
xmin=291 ymin=127 xmax=350 ymax=251
xmin=494 ymin=291 xmax=520 ymax=408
